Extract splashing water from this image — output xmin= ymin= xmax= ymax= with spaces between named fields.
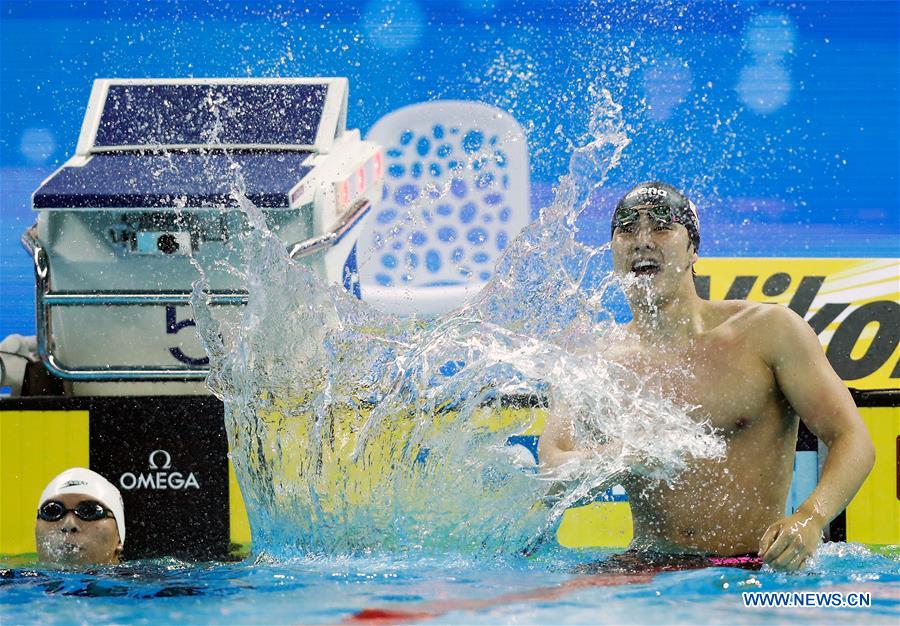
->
xmin=191 ymin=89 xmax=725 ymax=559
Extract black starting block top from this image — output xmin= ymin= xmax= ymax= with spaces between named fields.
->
xmin=33 ymin=151 xmax=314 ymax=209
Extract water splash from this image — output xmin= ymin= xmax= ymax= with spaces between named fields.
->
xmin=191 ymin=89 xmax=724 ymax=559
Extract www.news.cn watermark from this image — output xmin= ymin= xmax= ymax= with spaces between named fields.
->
xmin=742 ymin=591 xmax=871 ymax=608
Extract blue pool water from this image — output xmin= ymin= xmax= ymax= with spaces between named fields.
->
xmin=2 ymin=545 xmax=898 ymax=625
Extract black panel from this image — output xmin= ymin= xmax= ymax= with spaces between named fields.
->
xmin=796 ymin=420 xmax=818 ymax=452
xmin=95 ymin=83 xmax=328 ymax=147
xmin=87 ymin=396 xmax=229 ymax=560
xmin=849 ymin=388 xmax=900 ymax=407
xmin=830 ymin=510 xmax=847 ymax=543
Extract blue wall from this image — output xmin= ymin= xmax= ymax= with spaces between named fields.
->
xmin=1 ymin=0 xmax=898 ymax=337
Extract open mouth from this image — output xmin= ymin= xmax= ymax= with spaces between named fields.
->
xmin=630 ymin=258 xmax=661 ymax=277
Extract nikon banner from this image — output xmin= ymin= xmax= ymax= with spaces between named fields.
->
xmin=694 ymin=258 xmax=899 ymax=390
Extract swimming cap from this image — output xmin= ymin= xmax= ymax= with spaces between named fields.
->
xmin=38 ymin=467 xmax=126 ymax=544
xmin=611 ymin=181 xmax=700 ymax=252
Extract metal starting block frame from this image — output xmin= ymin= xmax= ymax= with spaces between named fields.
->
xmin=23 ymin=78 xmax=383 ymax=385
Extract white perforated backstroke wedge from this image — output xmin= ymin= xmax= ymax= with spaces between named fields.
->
xmin=354 ymin=100 xmax=530 ymax=316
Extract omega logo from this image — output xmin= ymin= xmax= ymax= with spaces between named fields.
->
xmin=119 ymin=449 xmax=200 ymax=491
xmin=148 ymin=449 xmax=171 ymax=470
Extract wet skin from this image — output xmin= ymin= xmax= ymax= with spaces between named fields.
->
xmin=609 ymin=302 xmax=798 ymax=556
xmin=540 ymin=208 xmax=874 ymax=570
xmin=35 ymin=492 xmax=122 ymax=566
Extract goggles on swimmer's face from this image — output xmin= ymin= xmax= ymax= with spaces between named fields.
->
xmin=612 ymin=204 xmax=677 ymax=233
xmin=37 ymin=500 xmax=114 ymax=523
xmin=611 ymin=182 xmax=701 ymax=251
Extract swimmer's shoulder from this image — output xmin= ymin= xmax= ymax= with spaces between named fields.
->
xmin=704 ymin=299 xmax=807 ymax=339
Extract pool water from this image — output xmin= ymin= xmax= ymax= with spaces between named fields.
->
xmin=2 ymin=544 xmax=898 ymax=625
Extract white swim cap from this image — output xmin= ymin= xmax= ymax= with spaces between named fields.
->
xmin=39 ymin=467 xmax=126 ymax=544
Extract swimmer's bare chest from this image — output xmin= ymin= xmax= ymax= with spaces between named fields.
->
xmin=609 ymin=318 xmax=799 ymax=554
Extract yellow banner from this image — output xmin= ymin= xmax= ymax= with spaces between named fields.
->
xmin=0 ymin=411 xmax=90 ymax=555
xmin=694 ymin=258 xmax=899 ymax=390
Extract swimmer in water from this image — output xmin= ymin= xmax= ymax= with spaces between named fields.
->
xmin=539 ymin=181 xmax=875 ymax=571
xmin=35 ymin=468 xmax=125 ymax=566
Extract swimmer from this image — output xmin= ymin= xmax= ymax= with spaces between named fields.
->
xmin=35 ymin=468 xmax=125 ymax=566
xmin=539 ymin=181 xmax=875 ymax=571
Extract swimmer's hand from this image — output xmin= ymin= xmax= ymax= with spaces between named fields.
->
xmin=759 ymin=508 xmax=825 ymax=571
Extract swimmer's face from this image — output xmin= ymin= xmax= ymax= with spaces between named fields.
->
xmin=35 ymin=493 xmax=122 ymax=566
xmin=611 ymin=206 xmax=697 ymax=303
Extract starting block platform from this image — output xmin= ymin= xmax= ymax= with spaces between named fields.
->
xmin=24 ymin=78 xmax=383 ymax=395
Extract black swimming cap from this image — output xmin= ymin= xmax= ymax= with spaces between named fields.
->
xmin=611 ymin=181 xmax=700 ymax=252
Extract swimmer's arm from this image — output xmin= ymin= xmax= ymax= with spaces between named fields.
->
xmin=759 ymin=306 xmax=875 ymax=569
xmin=537 ymin=404 xmax=621 ymax=475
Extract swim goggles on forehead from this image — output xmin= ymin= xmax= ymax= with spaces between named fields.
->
xmin=37 ymin=500 xmax=115 ymax=523
xmin=612 ymin=203 xmax=679 ymax=231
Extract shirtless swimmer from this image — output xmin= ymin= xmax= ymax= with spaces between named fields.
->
xmin=538 ymin=181 xmax=875 ymax=571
